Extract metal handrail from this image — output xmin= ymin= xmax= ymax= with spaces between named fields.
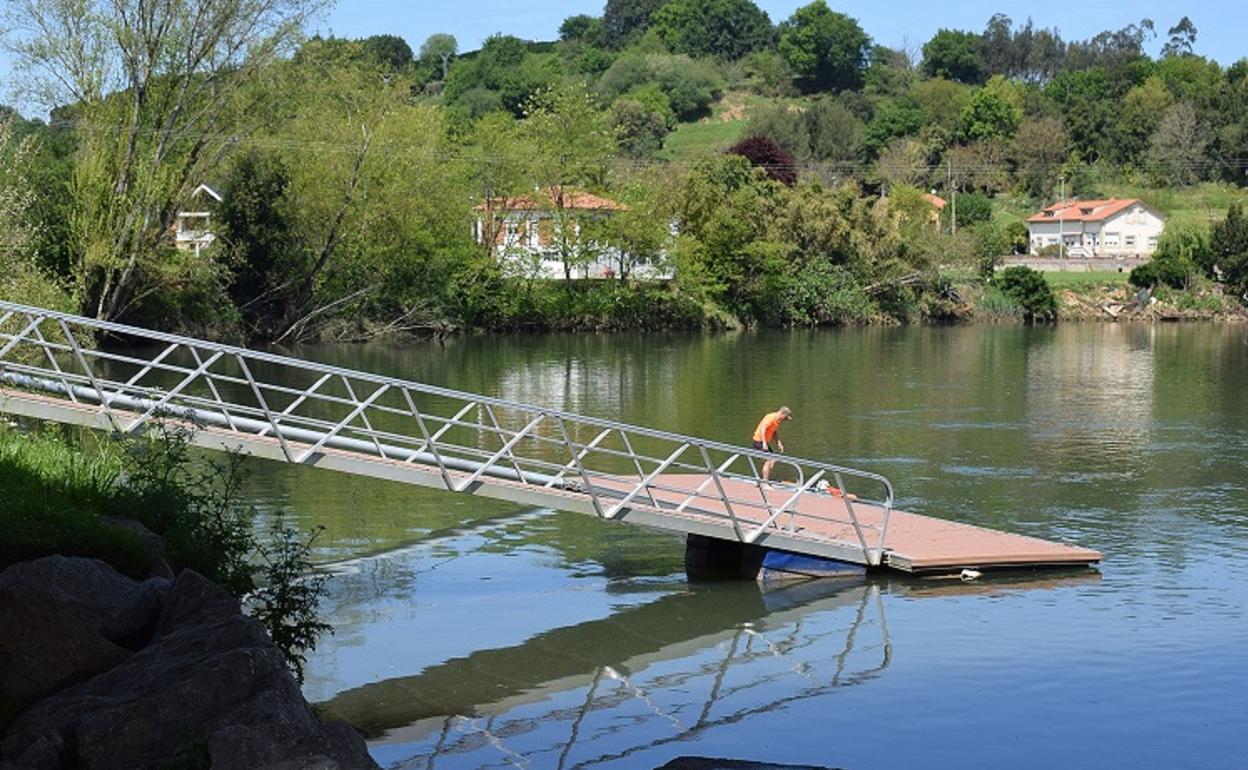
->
xmin=0 ymin=300 xmax=896 ymax=564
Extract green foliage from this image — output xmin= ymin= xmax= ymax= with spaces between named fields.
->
xmin=0 ymin=119 xmax=73 ymax=312
xmin=0 ymin=426 xmax=147 ymax=575
xmin=419 ymin=34 xmax=458 ymax=80
xmin=911 ymin=78 xmax=972 ymax=131
xmin=612 ymin=99 xmax=670 ymax=156
xmin=603 ymin=0 xmax=666 ymax=48
xmin=444 ymin=35 xmax=563 ymax=116
xmin=249 ymin=517 xmax=331 ymax=684
xmin=922 ymin=29 xmax=986 ymax=85
xmin=221 ymin=149 xmax=296 ymax=334
xmin=777 ymin=1 xmax=871 ymax=92
xmin=597 ymin=54 xmax=724 ymax=119
xmin=959 ymin=76 xmax=1023 ymax=141
xmin=1211 ymin=202 xmax=1248 ymax=295
xmin=864 ymin=99 xmax=925 ymax=154
xmin=954 ymin=192 xmax=993 ymax=228
xmin=975 ymin=283 xmax=1024 ymax=320
xmin=1155 ymin=222 xmax=1213 ymax=277
xmin=1129 ymin=258 xmax=1187 ymax=290
xmin=651 ymin=0 xmax=774 ymax=60
xmin=992 ymin=265 xmax=1057 ymax=322
xmin=560 ymin=15 xmax=605 ymax=46
xmin=362 ymin=35 xmax=413 ymax=70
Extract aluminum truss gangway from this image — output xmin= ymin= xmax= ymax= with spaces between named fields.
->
xmin=0 ymin=301 xmax=896 ymax=567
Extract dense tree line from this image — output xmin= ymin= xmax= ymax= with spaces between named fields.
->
xmin=1 ymin=0 xmax=1247 ymax=342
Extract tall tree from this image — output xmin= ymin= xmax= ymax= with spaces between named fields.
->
xmin=1161 ymin=17 xmax=1198 ymax=58
xmin=1211 ymin=203 xmax=1248 ymax=295
xmin=522 ymin=85 xmax=617 ymax=280
xmin=959 ymin=76 xmax=1023 ymax=142
xmin=603 ymin=0 xmax=665 ymax=48
xmin=2 ymin=0 xmax=321 ymax=323
xmin=922 ymin=29 xmax=986 ymax=85
xmin=651 ymin=0 xmax=774 ymax=60
xmin=419 ymin=33 xmax=458 ymax=80
xmin=363 ymin=35 xmax=413 ymax=70
xmin=777 ymin=1 xmax=871 ymax=92
xmin=0 ymin=117 xmax=71 ymax=311
xmin=1147 ymin=102 xmax=1207 ymax=185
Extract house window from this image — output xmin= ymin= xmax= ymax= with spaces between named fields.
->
xmin=1147 ymin=236 xmax=1158 ymax=250
xmin=1125 ymin=235 xmax=1136 ymax=248
xmin=1046 ymin=236 xmax=1057 ymax=245
xmin=1104 ymin=232 xmax=1120 ymax=247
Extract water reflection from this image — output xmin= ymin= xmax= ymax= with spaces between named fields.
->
xmin=316 ymin=571 xmax=1097 ymax=770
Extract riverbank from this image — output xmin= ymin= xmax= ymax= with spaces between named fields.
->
xmin=0 ymin=425 xmax=373 ymax=769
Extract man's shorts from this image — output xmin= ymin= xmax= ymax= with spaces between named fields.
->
xmin=751 ymin=440 xmax=770 ymax=452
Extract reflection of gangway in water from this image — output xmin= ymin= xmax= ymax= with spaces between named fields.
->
xmin=327 ymin=578 xmax=892 ymax=769
xmin=338 ymin=572 xmax=1099 ymax=770
xmin=0 ymin=301 xmax=1102 ymax=574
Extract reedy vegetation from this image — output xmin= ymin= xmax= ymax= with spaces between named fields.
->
xmin=1 ymin=0 xmax=1247 ymax=340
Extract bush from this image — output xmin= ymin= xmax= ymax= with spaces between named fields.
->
xmin=1129 ymin=258 xmax=1187 ymax=290
xmin=726 ymin=135 xmax=798 ymax=187
xmin=992 ymin=265 xmax=1056 ymax=322
xmin=953 ymin=191 xmax=993 ymax=228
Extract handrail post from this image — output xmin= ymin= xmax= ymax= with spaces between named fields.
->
xmin=699 ymin=445 xmax=743 ymax=542
xmin=835 ymin=471 xmax=875 ymax=565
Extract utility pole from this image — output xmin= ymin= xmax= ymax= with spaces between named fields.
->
xmin=948 ymin=157 xmax=957 ymax=235
xmin=1058 ymin=176 xmax=1065 ymax=259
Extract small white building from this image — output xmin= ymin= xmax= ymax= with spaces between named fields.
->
xmin=174 ymin=183 xmax=222 ymax=258
xmin=1026 ymin=198 xmax=1165 ymax=258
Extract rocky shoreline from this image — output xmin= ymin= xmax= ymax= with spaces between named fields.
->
xmin=0 ymin=555 xmax=379 ymax=770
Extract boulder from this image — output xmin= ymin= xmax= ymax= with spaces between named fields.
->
xmin=0 ymin=556 xmax=168 ymax=644
xmin=0 ymin=587 xmax=131 ymax=704
xmin=0 ymin=556 xmax=168 ymax=705
xmin=1 ymin=570 xmax=377 ymax=770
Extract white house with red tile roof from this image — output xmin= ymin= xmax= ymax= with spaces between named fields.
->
xmin=474 ymin=189 xmax=672 ymax=279
xmin=1026 ymin=198 xmax=1165 ymax=258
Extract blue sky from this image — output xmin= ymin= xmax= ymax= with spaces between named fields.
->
xmin=318 ymin=0 xmax=1247 ymax=64
xmin=5 ymin=1 xmax=1247 ymax=117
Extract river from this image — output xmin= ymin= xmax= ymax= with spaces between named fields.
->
xmin=233 ymin=322 xmax=1248 ymax=769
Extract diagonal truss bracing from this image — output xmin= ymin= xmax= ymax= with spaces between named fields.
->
xmin=0 ymin=301 xmax=896 ymax=566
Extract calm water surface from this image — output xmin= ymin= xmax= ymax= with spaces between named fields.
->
xmin=236 ymin=323 xmax=1248 ymax=769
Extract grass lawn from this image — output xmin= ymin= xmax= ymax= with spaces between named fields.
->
xmin=658 ymin=91 xmax=779 ymax=162
xmin=660 ymin=118 xmax=747 ymax=161
xmin=1042 ymin=270 xmax=1131 ymax=287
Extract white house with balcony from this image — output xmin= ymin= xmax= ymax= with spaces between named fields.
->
xmin=174 ymin=183 xmax=222 ymax=257
xmin=1026 ymin=198 xmax=1165 ymax=258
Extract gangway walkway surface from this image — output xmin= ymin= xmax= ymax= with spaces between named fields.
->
xmin=0 ymin=301 xmax=1101 ymax=574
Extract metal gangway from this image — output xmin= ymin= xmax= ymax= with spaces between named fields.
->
xmin=0 ymin=300 xmax=895 ymax=566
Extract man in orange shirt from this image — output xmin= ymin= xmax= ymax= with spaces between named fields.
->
xmin=751 ymin=406 xmax=792 ymax=482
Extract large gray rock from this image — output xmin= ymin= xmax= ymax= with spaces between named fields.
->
xmin=0 ymin=587 xmax=131 ymax=704
xmin=0 ymin=555 xmax=168 ymax=643
xmin=0 ymin=556 xmax=167 ymax=704
xmin=1 ymin=570 xmax=377 ymax=770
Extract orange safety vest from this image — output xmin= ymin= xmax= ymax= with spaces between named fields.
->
xmin=752 ymin=411 xmax=784 ymax=444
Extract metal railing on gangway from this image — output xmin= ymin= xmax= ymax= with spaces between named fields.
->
xmin=0 ymin=301 xmax=895 ymax=565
